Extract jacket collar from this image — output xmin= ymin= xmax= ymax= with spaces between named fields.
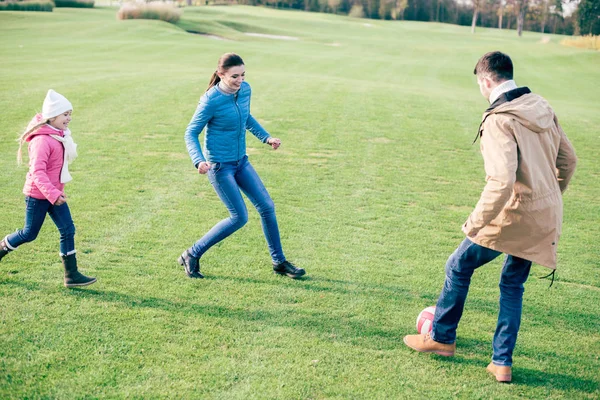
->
xmin=473 ymin=87 xmax=532 ymax=144
xmin=488 ymin=80 xmax=517 ymax=105
xmin=486 ymin=87 xmax=531 ymax=112
xmin=27 ymin=124 xmax=64 ymax=142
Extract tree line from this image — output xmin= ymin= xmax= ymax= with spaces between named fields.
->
xmin=235 ymin=0 xmax=600 ymax=36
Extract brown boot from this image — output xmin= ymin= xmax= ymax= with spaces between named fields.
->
xmin=486 ymin=362 xmax=512 ymax=383
xmin=403 ymin=333 xmax=456 ymax=357
xmin=0 ymin=237 xmax=13 ymax=262
xmin=61 ymin=253 xmax=96 ymax=288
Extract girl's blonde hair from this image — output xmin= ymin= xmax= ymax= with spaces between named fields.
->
xmin=17 ymin=113 xmax=49 ymax=165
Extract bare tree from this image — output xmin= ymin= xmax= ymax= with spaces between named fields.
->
xmin=471 ymin=0 xmax=481 ymax=33
xmin=516 ymin=0 xmax=526 ymax=36
xmin=498 ymin=0 xmax=504 ymax=28
xmin=540 ymin=0 xmax=548 ymax=32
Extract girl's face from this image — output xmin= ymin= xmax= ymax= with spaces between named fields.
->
xmin=218 ymin=65 xmax=245 ymax=90
xmin=49 ymin=110 xmax=72 ymax=130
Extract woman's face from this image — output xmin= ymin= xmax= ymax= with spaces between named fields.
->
xmin=219 ymin=65 xmax=245 ymax=90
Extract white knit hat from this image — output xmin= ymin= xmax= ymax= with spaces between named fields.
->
xmin=42 ymin=89 xmax=73 ymax=119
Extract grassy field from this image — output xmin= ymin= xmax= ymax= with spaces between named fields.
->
xmin=1 ymin=6 xmax=599 ymax=399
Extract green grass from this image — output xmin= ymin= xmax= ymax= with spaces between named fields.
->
xmin=1 ymin=6 xmax=599 ymax=399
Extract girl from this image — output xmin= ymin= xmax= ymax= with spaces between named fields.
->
xmin=0 ymin=90 xmax=96 ymax=288
xmin=181 ymin=53 xmax=305 ymax=280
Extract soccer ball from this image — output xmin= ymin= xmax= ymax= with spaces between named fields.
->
xmin=416 ymin=306 xmax=436 ymax=334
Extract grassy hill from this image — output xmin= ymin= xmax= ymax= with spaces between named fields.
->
xmin=1 ymin=6 xmax=599 ymax=399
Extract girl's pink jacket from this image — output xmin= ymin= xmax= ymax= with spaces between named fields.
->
xmin=22 ymin=125 xmax=65 ymax=204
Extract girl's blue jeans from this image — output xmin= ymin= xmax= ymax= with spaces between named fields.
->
xmin=5 ymin=196 xmax=76 ymax=256
xmin=431 ymin=238 xmax=532 ymax=367
xmin=190 ymin=156 xmax=286 ymax=264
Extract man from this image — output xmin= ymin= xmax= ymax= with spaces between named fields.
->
xmin=403 ymin=51 xmax=577 ymax=383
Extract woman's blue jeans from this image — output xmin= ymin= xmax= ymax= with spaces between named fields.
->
xmin=190 ymin=156 xmax=286 ymax=264
xmin=431 ymin=238 xmax=532 ymax=367
xmin=5 ymin=196 xmax=76 ymax=256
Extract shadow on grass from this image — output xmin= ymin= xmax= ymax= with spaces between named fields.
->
xmin=0 ymin=277 xmax=43 ymax=291
xmin=431 ymin=353 xmax=599 ymax=393
xmin=65 ymin=287 xmax=403 ymax=350
xmin=513 ymin=367 xmax=599 ymax=392
xmin=205 ymin=273 xmax=423 ymax=301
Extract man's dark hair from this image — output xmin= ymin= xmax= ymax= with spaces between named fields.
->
xmin=473 ymin=51 xmax=513 ymax=82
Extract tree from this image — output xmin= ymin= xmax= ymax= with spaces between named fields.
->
xmin=540 ymin=0 xmax=548 ymax=32
xmin=471 ymin=0 xmax=481 ymax=32
xmin=516 ymin=0 xmax=527 ymax=35
xmin=577 ymin=0 xmax=600 ymax=34
xmin=328 ymin=0 xmax=341 ymax=13
xmin=548 ymin=0 xmax=563 ymax=33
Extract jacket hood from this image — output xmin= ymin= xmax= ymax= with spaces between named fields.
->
xmin=27 ymin=124 xmax=63 ymax=142
xmin=487 ymin=93 xmax=555 ymax=134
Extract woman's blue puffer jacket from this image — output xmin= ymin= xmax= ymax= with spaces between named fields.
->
xmin=184 ymin=81 xmax=271 ymax=167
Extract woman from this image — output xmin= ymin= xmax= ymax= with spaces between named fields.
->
xmin=181 ymin=53 xmax=305 ymax=280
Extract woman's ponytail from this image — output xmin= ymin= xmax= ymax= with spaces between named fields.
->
xmin=206 ymin=71 xmax=221 ymax=92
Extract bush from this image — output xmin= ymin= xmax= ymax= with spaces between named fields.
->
xmin=0 ymin=1 xmax=53 ymax=11
xmin=53 ymin=0 xmax=94 ymax=8
xmin=561 ymin=35 xmax=600 ymax=51
xmin=348 ymin=4 xmax=364 ymax=18
xmin=117 ymin=2 xmax=182 ymax=24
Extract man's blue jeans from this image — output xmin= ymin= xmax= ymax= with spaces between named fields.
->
xmin=5 ymin=196 xmax=76 ymax=256
xmin=190 ymin=156 xmax=286 ymax=264
xmin=431 ymin=238 xmax=532 ymax=367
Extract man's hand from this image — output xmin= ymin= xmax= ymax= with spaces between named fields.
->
xmin=462 ymin=222 xmax=478 ymax=238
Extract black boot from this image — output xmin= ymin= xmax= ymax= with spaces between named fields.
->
xmin=0 ymin=238 xmax=12 ymax=262
xmin=273 ymin=260 xmax=306 ymax=279
xmin=61 ymin=253 xmax=96 ymax=288
xmin=178 ymin=250 xmax=204 ymax=279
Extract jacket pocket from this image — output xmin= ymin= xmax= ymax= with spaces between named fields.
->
xmin=211 ymin=162 xmax=222 ymax=173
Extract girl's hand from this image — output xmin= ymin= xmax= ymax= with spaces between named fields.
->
xmin=198 ymin=161 xmax=212 ymax=175
xmin=267 ymin=138 xmax=281 ymax=150
xmin=54 ymin=195 xmax=67 ymax=206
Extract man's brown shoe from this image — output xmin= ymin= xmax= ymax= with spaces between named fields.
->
xmin=403 ymin=333 xmax=455 ymax=357
xmin=486 ymin=362 xmax=512 ymax=383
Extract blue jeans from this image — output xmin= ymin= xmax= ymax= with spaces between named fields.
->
xmin=431 ymin=238 xmax=532 ymax=367
xmin=190 ymin=156 xmax=286 ymax=264
xmin=5 ymin=196 xmax=76 ymax=256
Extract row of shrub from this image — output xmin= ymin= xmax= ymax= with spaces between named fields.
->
xmin=0 ymin=0 xmax=94 ymax=11
xmin=117 ymin=2 xmax=181 ymax=24
xmin=54 ymin=0 xmax=94 ymax=8
xmin=561 ymin=35 xmax=600 ymax=51
xmin=0 ymin=0 xmax=54 ymax=11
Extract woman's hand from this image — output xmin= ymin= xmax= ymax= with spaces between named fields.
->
xmin=54 ymin=195 xmax=67 ymax=206
xmin=197 ymin=161 xmax=212 ymax=174
xmin=267 ymin=137 xmax=281 ymax=150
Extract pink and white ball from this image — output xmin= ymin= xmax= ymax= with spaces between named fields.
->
xmin=416 ymin=306 xmax=436 ymax=334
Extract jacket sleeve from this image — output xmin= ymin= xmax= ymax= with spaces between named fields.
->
xmin=184 ymin=97 xmax=213 ymax=168
xmin=246 ymin=114 xmax=271 ymax=143
xmin=29 ymin=137 xmax=63 ymax=204
xmin=554 ymin=116 xmax=577 ymax=193
xmin=464 ymin=115 xmax=518 ymax=237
